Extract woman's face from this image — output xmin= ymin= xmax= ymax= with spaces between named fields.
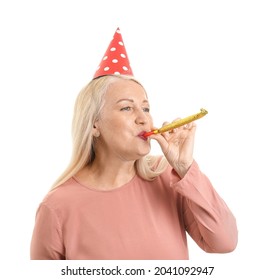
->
xmin=94 ymin=78 xmax=153 ymax=161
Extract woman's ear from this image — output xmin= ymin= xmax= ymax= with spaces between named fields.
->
xmin=92 ymin=122 xmax=100 ymax=138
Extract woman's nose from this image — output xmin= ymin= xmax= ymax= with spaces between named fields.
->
xmin=135 ymin=110 xmax=148 ymax=125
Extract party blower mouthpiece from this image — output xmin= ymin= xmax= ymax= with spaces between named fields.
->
xmin=142 ymin=108 xmax=208 ymax=137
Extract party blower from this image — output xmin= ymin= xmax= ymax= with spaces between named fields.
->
xmin=142 ymin=108 xmax=208 ymax=138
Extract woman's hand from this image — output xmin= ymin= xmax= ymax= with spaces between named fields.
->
xmin=149 ymin=121 xmax=197 ymax=178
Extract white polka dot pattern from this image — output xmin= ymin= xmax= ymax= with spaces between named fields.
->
xmin=93 ymin=28 xmax=134 ymax=79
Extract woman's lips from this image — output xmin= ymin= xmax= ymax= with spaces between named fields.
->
xmin=138 ymin=131 xmax=149 ymax=141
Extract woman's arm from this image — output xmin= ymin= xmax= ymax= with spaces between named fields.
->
xmin=173 ymin=161 xmax=238 ymax=253
xmin=30 ymin=203 xmax=65 ymax=260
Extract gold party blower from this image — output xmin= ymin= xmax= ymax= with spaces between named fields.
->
xmin=142 ymin=108 xmax=208 ymax=137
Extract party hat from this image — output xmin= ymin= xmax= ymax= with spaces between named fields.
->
xmin=93 ymin=27 xmax=134 ymax=79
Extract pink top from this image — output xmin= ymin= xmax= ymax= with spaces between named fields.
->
xmin=30 ymin=161 xmax=238 ymax=260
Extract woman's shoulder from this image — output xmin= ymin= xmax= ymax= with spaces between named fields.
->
xmin=41 ymin=177 xmax=83 ymax=209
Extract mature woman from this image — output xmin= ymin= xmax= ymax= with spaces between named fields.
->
xmin=30 ymin=28 xmax=238 ymax=260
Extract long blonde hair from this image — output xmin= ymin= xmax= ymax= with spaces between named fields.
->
xmin=51 ymin=75 xmax=168 ymax=190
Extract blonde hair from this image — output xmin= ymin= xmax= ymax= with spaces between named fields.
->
xmin=51 ymin=75 xmax=168 ymax=190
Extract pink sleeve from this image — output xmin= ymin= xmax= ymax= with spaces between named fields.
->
xmin=172 ymin=161 xmax=238 ymax=253
xmin=30 ymin=203 xmax=65 ymax=260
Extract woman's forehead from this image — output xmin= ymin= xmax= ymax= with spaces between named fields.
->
xmin=104 ymin=79 xmax=148 ymax=103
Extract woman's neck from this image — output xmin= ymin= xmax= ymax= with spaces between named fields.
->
xmin=76 ymin=156 xmax=136 ymax=190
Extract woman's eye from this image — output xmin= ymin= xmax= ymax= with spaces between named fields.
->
xmin=121 ymin=106 xmax=132 ymax=111
xmin=143 ymin=107 xmax=150 ymax=113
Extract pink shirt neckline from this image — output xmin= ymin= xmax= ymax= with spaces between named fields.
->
xmin=71 ymin=174 xmax=138 ymax=193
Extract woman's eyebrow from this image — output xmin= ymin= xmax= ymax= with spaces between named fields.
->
xmin=116 ymin=98 xmax=149 ymax=104
xmin=116 ymin=98 xmax=134 ymax=103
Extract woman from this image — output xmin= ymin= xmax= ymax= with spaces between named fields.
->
xmin=30 ymin=28 xmax=238 ymax=260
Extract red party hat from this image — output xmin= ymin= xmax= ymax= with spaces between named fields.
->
xmin=93 ymin=28 xmax=134 ymax=79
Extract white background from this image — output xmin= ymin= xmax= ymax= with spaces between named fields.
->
xmin=0 ymin=0 xmax=274 ymax=279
